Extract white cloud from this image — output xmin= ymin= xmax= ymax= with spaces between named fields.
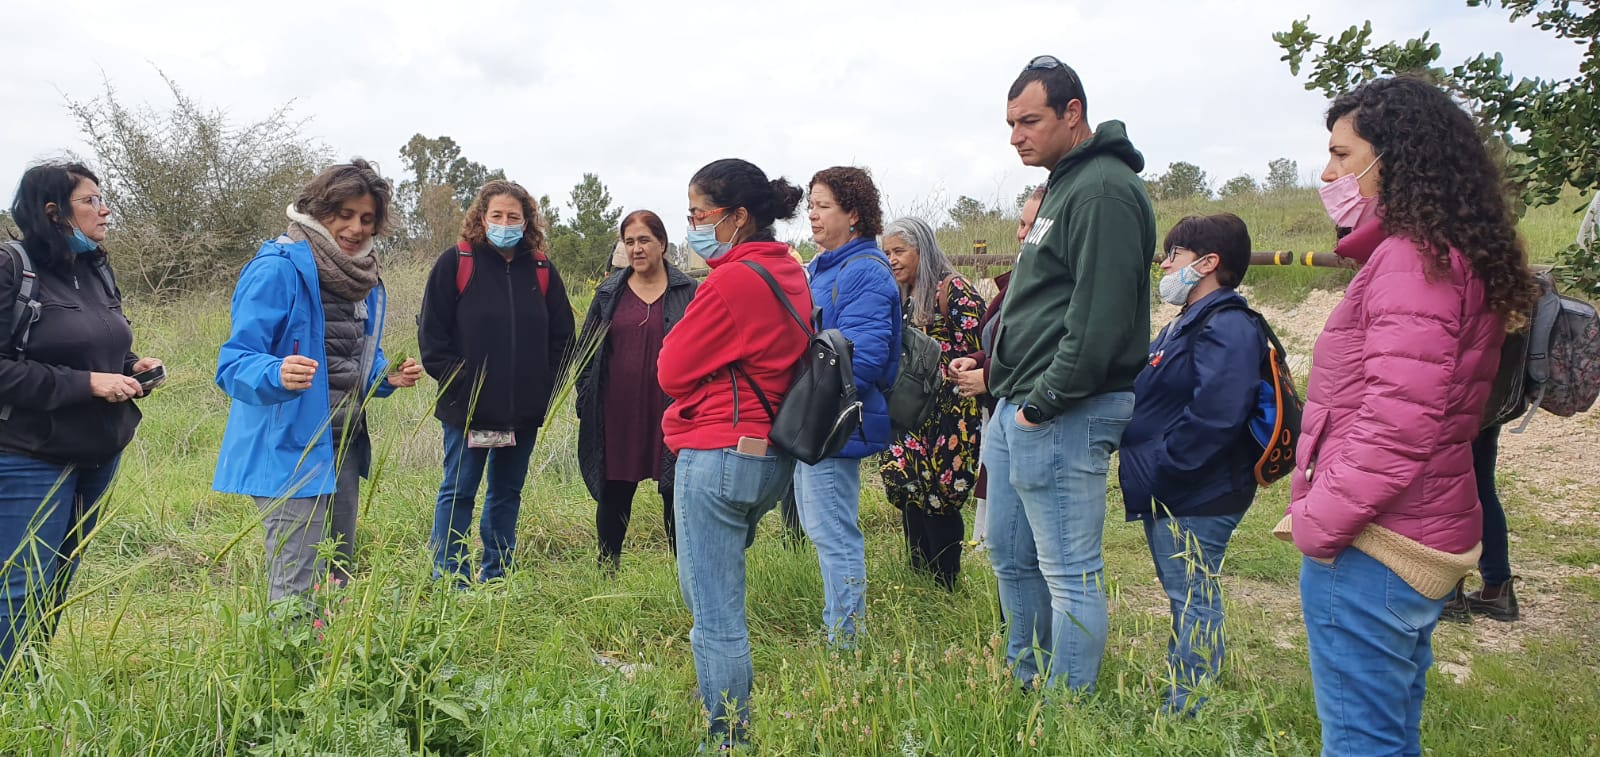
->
xmin=2 ymin=0 xmax=1580 ymax=244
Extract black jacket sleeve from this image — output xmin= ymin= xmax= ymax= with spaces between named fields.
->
xmin=544 ymin=264 xmax=576 ymax=376
xmin=417 ymin=251 xmax=464 ymax=383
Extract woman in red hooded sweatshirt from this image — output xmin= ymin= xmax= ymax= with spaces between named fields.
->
xmin=1279 ymin=76 xmax=1539 ymax=756
xmin=657 ymin=158 xmax=809 ymax=752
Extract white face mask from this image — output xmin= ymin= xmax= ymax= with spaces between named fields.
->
xmin=1158 ymin=262 xmax=1205 ymax=306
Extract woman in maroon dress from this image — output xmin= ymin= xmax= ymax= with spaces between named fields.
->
xmin=576 ymin=210 xmax=698 ymax=570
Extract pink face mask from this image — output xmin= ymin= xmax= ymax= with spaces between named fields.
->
xmin=1319 ymin=155 xmax=1382 ymax=231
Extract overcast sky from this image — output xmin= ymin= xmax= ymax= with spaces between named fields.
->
xmin=4 ymin=0 xmax=1582 ymax=242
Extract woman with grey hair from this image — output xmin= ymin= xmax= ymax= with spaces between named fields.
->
xmin=880 ymin=216 xmax=986 ymax=588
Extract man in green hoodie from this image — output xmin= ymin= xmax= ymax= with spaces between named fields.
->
xmin=984 ymin=55 xmax=1156 ymax=694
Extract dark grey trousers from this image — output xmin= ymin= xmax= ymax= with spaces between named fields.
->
xmin=254 ymin=450 xmax=362 ymax=603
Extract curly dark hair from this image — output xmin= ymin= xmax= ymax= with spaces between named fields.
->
xmin=461 ymin=180 xmax=547 ymax=252
xmin=810 ymin=166 xmax=883 ymax=239
xmin=1327 ymin=76 xmax=1538 ymax=330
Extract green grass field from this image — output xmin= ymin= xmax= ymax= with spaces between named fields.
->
xmin=1 ymin=191 xmax=1596 ymax=755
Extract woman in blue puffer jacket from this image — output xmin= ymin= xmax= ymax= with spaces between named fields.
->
xmin=796 ymin=166 xmax=901 ymax=645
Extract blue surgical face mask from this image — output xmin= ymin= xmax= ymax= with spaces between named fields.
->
xmin=67 ymin=227 xmax=98 ymax=254
xmin=486 ymin=223 xmax=524 ymax=249
xmin=685 ymin=214 xmax=734 ymax=261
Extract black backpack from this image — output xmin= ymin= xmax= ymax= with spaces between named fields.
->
xmin=734 ymin=261 xmax=862 ymax=465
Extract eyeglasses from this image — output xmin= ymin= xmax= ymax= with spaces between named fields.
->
xmin=687 ymin=207 xmax=726 ymax=226
xmin=1162 ymin=246 xmax=1200 ymax=264
xmin=72 ymin=195 xmax=107 ymax=210
xmin=1024 ymin=55 xmax=1064 ymax=71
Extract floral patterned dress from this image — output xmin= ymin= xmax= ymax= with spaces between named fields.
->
xmin=881 ymin=275 xmax=987 ymax=516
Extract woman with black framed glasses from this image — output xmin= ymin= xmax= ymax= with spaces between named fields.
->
xmin=0 ymin=161 xmax=163 ymax=669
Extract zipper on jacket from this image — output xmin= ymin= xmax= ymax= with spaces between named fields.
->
xmin=506 ymin=257 xmax=518 ymax=418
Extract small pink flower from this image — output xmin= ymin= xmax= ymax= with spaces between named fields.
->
xmin=312 ymin=618 xmax=325 ymax=630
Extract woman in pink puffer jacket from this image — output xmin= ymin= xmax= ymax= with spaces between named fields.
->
xmin=1280 ymin=77 xmax=1539 ymax=757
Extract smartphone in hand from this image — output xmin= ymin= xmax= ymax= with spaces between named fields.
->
xmin=132 ymin=365 xmax=167 ymax=394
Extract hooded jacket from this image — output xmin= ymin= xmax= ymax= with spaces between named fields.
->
xmin=990 ymin=121 xmax=1156 ymax=418
xmin=658 ymin=241 xmax=810 ymax=453
xmin=417 ymin=240 xmax=575 ymax=432
xmin=0 ymin=244 xmax=140 ymax=466
xmin=806 ymin=238 xmax=902 ymax=458
xmin=213 ymin=238 xmax=397 ymax=499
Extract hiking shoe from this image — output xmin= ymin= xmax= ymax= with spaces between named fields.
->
xmin=1440 ymin=578 xmax=1471 ymax=623
xmin=1465 ymin=578 xmax=1519 ymax=622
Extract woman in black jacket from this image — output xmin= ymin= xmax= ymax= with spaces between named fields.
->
xmin=0 ymin=161 xmax=163 ymax=667
xmin=417 ymin=180 xmax=575 ymax=584
xmin=576 ymin=210 xmax=697 ymax=571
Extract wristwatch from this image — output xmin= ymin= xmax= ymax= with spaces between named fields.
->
xmin=1020 ymin=402 xmax=1048 ymax=425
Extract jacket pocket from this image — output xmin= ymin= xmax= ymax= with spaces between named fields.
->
xmin=1295 ymin=409 xmax=1332 ymax=484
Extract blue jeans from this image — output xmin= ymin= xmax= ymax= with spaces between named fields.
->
xmin=983 ymin=393 xmax=1133 ymax=691
xmin=1143 ymin=511 xmax=1243 ymax=713
xmin=1473 ymin=425 xmax=1511 ymax=585
xmin=674 ymin=447 xmax=794 ymax=743
xmin=430 ymin=424 xmax=537 ymax=582
xmin=0 ymin=453 xmax=119 ymax=668
xmin=1301 ymin=548 xmax=1444 ymax=757
xmin=794 ymin=456 xmax=866 ymax=644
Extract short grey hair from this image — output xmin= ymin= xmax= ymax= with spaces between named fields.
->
xmin=882 ymin=216 xmax=957 ymax=326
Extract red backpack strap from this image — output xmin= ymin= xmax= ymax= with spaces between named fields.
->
xmin=454 ymin=241 xmax=474 ymax=295
xmin=457 ymin=241 xmax=549 ymax=297
xmin=532 ymin=249 xmax=550 ymax=296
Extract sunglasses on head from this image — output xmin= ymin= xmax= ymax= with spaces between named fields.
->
xmin=1022 ymin=55 xmax=1084 ymax=93
xmin=1024 ymin=55 xmax=1065 ymax=71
